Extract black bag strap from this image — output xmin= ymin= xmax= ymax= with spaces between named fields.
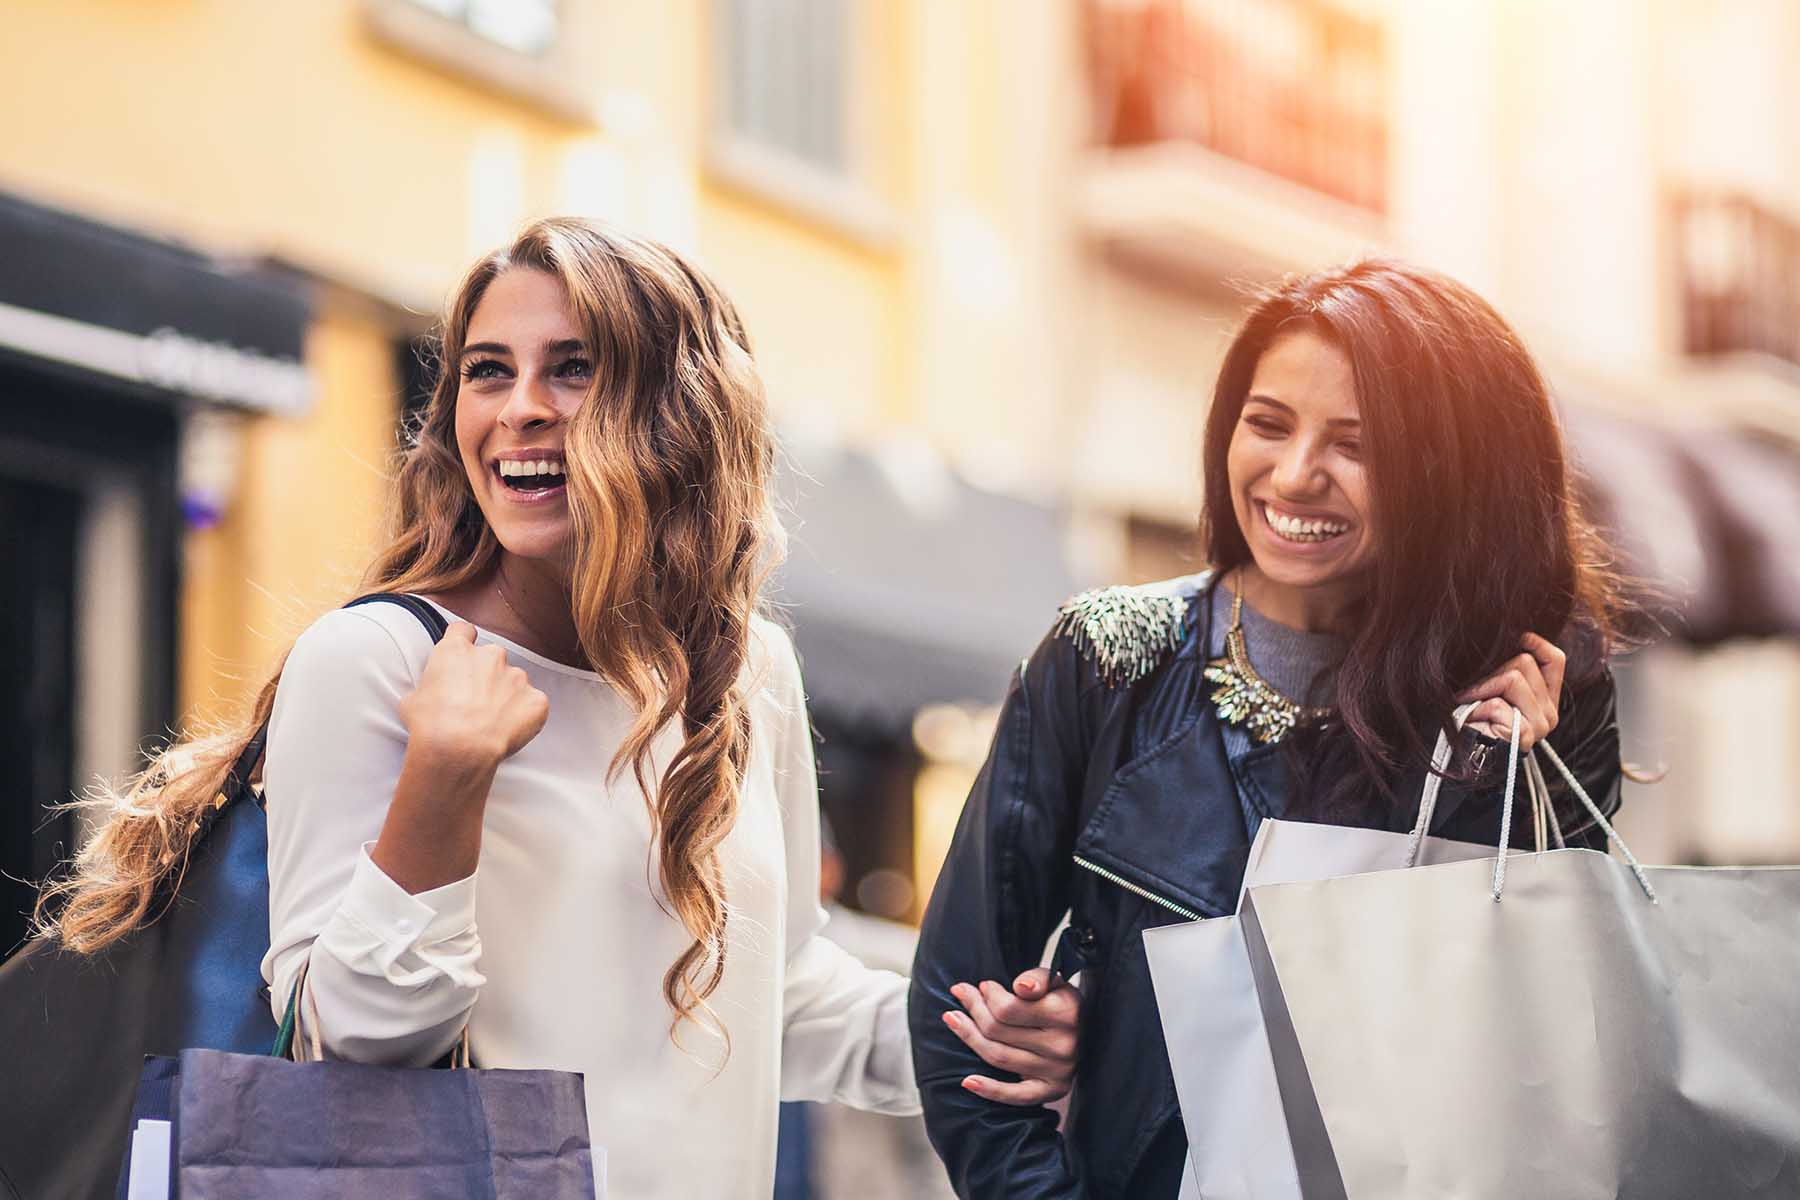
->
xmin=342 ymin=591 xmax=451 ymax=643
xmin=216 ymin=594 xmax=448 ymax=813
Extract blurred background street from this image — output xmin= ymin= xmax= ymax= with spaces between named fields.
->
xmin=1 ymin=2 xmax=1797 ymax=1195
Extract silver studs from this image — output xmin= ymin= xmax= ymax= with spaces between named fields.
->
xmin=1053 ymin=585 xmax=1191 ymax=687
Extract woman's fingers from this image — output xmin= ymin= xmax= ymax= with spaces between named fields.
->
xmin=947 ymin=982 xmax=1075 ymax=1069
xmin=989 ymin=970 xmax=1082 ymax=1031
xmin=1463 ymin=699 xmax=1523 ymax=745
xmin=1510 ymin=652 xmax=1554 ymax=740
xmin=1458 ymin=654 xmax=1555 ymax=747
xmin=945 ymin=968 xmax=1083 ymax=1108
xmin=960 ymin=1073 xmax=1067 ymax=1106
xmin=1521 ymin=632 xmax=1567 ymax=707
xmin=404 ymin=629 xmax=551 ymax=764
xmin=942 ymin=1005 xmax=1038 ymax=1079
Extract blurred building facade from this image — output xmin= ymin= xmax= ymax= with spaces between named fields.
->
xmin=1 ymin=0 xmax=1796 ymax=962
xmin=1 ymin=2 xmax=1797 ymax=1195
xmin=1065 ymin=0 xmax=1800 ymax=866
xmin=0 ymin=1 xmax=1065 ymax=949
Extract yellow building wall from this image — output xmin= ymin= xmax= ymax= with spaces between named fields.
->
xmin=1 ymin=0 xmax=927 ymax=728
xmin=178 ymin=310 xmax=402 ymax=727
xmin=0 ymin=0 xmax=584 ymax=302
xmin=699 ymin=190 xmax=908 ymax=435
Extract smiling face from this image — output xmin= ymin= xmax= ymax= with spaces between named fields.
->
xmin=1226 ymin=329 xmax=1377 ymax=606
xmin=453 ymin=267 xmax=594 ymax=568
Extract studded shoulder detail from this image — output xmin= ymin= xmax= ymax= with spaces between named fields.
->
xmin=1052 ymin=573 xmax=1207 ymax=687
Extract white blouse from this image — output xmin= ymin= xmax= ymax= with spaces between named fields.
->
xmin=260 ymin=600 xmax=918 ymax=1199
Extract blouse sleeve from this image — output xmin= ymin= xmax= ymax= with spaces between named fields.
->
xmin=259 ymin=607 xmax=482 ymax=1066
xmin=757 ymin=620 xmax=920 ymax=1115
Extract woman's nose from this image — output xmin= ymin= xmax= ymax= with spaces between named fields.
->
xmin=498 ymin=376 xmax=558 ymax=431
xmin=1272 ymin=440 xmax=1327 ymax=496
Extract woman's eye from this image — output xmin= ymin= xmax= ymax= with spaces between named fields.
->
xmin=462 ymin=359 xmax=507 ymax=381
xmin=1337 ymin=439 xmax=1363 ymax=457
xmin=556 ymin=357 xmax=593 ymax=380
xmin=1244 ymin=416 xmax=1286 ymax=436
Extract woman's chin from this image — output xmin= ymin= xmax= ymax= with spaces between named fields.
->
xmin=1247 ymin=539 xmax=1366 ymax=593
xmin=490 ymin=526 xmax=575 ymax=567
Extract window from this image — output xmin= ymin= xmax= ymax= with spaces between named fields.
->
xmin=363 ymin=0 xmax=589 ymax=123
xmin=1675 ymin=193 xmax=1800 ymax=371
xmin=721 ymin=0 xmax=850 ymax=175
xmin=400 ymin=0 xmax=558 ymax=56
xmin=1085 ymin=0 xmax=1388 ymax=212
xmin=708 ymin=0 xmax=894 ymax=244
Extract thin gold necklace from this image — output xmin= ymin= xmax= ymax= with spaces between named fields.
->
xmin=1203 ymin=573 xmax=1332 ymax=745
xmin=494 ymin=567 xmax=582 ymax=663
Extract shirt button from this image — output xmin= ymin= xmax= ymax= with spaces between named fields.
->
xmin=395 ymin=918 xmax=415 ymax=935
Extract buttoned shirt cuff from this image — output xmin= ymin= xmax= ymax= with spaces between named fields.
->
xmin=316 ymin=842 xmax=485 ymax=990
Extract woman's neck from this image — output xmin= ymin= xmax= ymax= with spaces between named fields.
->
xmin=481 ymin=554 xmax=585 ymax=667
xmin=500 ymin=557 xmax=583 ymax=665
xmin=1235 ymin=564 xmax=1360 ymax=636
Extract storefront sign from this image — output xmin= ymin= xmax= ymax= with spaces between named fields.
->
xmin=0 ymin=190 xmax=315 ymax=415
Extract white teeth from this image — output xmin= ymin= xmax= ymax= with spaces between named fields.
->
xmin=1264 ymin=504 xmax=1347 ymax=541
xmin=499 ymin=459 xmax=565 ymax=478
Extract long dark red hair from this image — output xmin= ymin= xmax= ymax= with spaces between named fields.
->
xmin=1200 ymin=259 xmax=1627 ymax=809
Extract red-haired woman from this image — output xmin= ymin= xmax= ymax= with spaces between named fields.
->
xmin=909 ymin=259 xmax=1631 ymax=1197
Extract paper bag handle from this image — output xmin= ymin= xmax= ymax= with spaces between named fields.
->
xmin=273 ymin=957 xmax=472 ymax=1067
xmin=1403 ymin=702 xmax=1481 ymax=867
xmin=1406 ymin=704 xmax=1656 ymax=904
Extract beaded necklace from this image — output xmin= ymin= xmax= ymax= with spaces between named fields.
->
xmin=1202 ymin=574 xmax=1333 ymax=745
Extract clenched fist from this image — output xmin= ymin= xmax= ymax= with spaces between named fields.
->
xmin=398 ymin=622 xmax=550 ymax=771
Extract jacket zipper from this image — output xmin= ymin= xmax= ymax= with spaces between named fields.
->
xmin=1071 ymin=855 xmax=1201 ymax=921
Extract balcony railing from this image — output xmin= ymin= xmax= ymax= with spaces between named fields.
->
xmin=1676 ymin=193 xmax=1800 ymax=371
xmin=1084 ymin=0 xmax=1387 ymax=212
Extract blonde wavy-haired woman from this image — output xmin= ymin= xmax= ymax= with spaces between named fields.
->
xmin=42 ymin=219 xmax=1078 ymax=1197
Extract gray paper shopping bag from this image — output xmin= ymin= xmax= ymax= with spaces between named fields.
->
xmin=1239 ymin=740 xmax=1800 ymax=1199
xmin=1144 ymin=708 xmax=1519 ymax=1199
xmin=1146 ymin=822 xmax=1503 ymax=1199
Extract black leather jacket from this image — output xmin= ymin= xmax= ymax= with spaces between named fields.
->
xmin=908 ymin=571 xmax=1623 ymax=1198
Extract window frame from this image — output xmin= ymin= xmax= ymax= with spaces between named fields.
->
xmin=704 ymin=0 xmax=898 ymax=248
xmin=361 ymin=0 xmax=595 ymax=125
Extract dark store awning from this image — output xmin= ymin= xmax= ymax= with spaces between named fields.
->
xmin=0 ymin=190 xmax=314 ymax=414
xmin=1680 ymin=427 xmax=1800 ymax=637
xmin=1563 ymin=403 xmax=1800 ymax=642
xmin=772 ymin=443 xmax=1086 ymax=735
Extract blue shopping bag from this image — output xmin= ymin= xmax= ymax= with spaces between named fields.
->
xmin=117 ymin=972 xmax=598 ymax=1199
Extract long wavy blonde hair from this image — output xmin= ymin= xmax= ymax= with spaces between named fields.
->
xmin=37 ymin=218 xmax=778 ymax=1048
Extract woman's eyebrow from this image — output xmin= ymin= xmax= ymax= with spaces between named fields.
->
xmin=458 ymin=338 xmax=587 ymax=360
xmin=1245 ymin=394 xmax=1360 ymax=428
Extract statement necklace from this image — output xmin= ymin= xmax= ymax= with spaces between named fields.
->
xmin=1203 ymin=576 xmax=1333 ymax=745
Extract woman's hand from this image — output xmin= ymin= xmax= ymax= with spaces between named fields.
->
xmin=1457 ymin=632 xmax=1567 ymax=750
xmin=398 ymin=622 xmax=550 ymax=772
xmin=941 ymin=968 xmax=1081 ymax=1106
xmin=374 ymin=623 xmax=549 ymax=894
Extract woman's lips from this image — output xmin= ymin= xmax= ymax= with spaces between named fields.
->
xmin=492 ymin=464 xmax=568 ymax=506
xmin=1258 ymin=500 xmax=1350 ymax=545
